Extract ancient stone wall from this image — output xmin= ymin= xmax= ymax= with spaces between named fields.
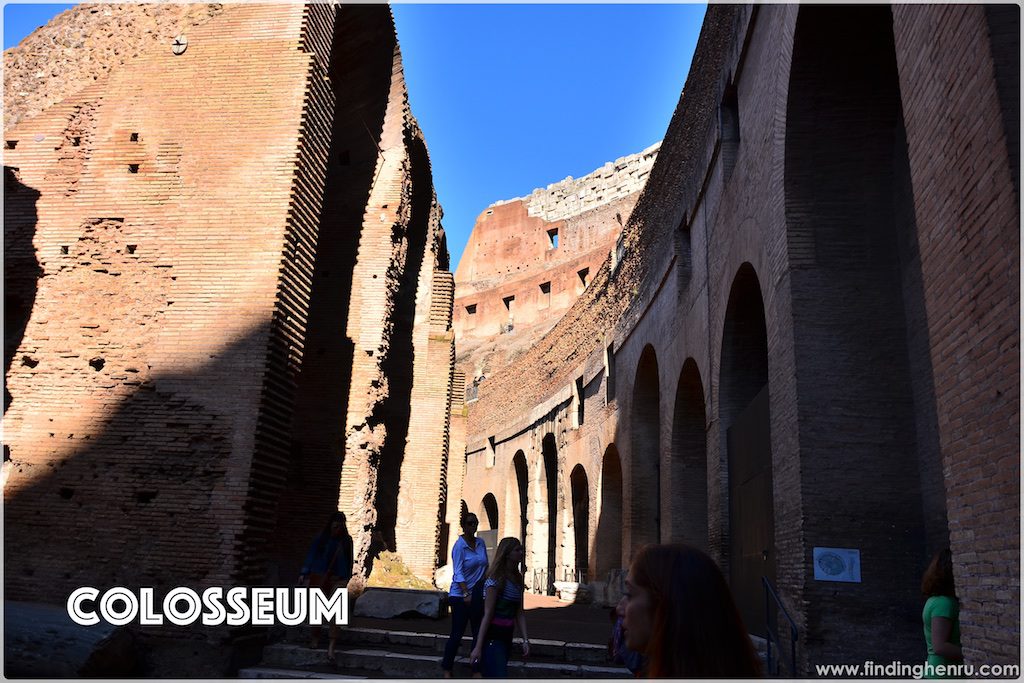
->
xmin=453 ymin=147 xmax=657 ymax=385
xmin=4 ymin=4 xmax=226 ymax=133
xmin=459 ymin=4 xmax=1018 ymax=671
xmin=3 ymin=4 xmax=457 ymax=666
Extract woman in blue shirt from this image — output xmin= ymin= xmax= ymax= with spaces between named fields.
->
xmin=441 ymin=513 xmax=488 ymax=677
xmin=300 ymin=511 xmax=353 ymax=664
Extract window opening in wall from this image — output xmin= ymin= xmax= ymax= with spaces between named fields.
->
xmin=676 ymin=211 xmax=692 ymax=289
xmin=501 ymin=295 xmax=515 ymax=334
xmin=547 ymin=227 xmax=559 ymax=249
xmin=466 ymin=303 xmax=477 ymax=315
xmin=128 ymin=164 xmax=139 ymax=174
xmin=539 ymin=281 xmax=551 ymax=309
xmin=486 ymin=209 xmax=494 ymax=215
xmin=72 ymin=137 xmax=81 ymax=147
xmin=575 ymin=376 xmax=585 ymax=427
xmin=720 ymin=83 xmax=740 ymax=181
xmin=605 ymin=342 xmax=616 ymax=402
xmin=577 ymin=267 xmax=590 ymax=294
xmin=486 ymin=436 xmax=496 ymax=469
xmin=130 ymin=132 xmax=139 ymax=142
xmin=5 ymin=140 xmax=17 ymax=149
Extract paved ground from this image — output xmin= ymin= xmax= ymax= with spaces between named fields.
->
xmin=349 ymin=594 xmax=616 ymax=647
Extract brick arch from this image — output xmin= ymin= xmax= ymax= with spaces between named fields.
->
xmin=630 ymin=344 xmax=661 ymax=553
xmin=596 ymin=443 xmax=624 ymax=578
xmin=670 ymin=357 xmax=707 ymax=550
xmin=569 ymin=464 xmax=590 ymax=580
xmin=481 ymin=493 xmax=498 ymax=532
xmin=719 ymin=262 xmax=773 ymax=635
xmin=784 ymin=4 xmax=942 ymax=659
xmin=505 ymin=450 xmax=529 ymax=546
xmin=529 ymin=433 xmax=559 ymax=595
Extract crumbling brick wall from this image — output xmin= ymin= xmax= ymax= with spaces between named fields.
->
xmin=4 ymin=1 xmax=456 ymax=638
xmin=453 ymin=147 xmax=658 ymax=384
xmin=458 ymin=3 xmax=1018 ymax=671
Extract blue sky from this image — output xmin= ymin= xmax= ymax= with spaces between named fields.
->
xmin=4 ymin=3 xmax=706 ymax=269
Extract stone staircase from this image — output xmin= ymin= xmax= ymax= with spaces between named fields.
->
xmin=240 ymin=626 xmax=630 ymax=679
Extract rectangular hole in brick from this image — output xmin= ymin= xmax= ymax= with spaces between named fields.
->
xmin=60 ymin=246 xmax=69 ymax=255
xmin=130 ymin=132 xmax=139 ymax=142
xmin=128 ymin=164 xmax=139 ymax=173
xmin=72 ymin=137 xmax=81 ymax=147
xmin=5 ymin=140 xmax=17 ymax=149
xmin=126 ymin=245 xmax=137 ymax=254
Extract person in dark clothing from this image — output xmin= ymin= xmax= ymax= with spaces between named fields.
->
xmin=300 ymin=511 xmax=354 ymax=664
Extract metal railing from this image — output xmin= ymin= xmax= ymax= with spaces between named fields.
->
xmin=763 ymin=576 xmax=798 ymax=677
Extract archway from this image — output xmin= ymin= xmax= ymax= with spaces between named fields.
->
xmin=596 ymin=444 xmax=623 ymax=579
xmin=719 ymin=263 xmax=773 ymax=636
xmin=670 ymin=358 xmax=708 ymax=549
xmin=630 ymin=345 xmax=661 ymax=552
xmin=535 ymin=434 xmax=558 ymax=594
xmin=570 ymin=465 xmax=590 ymax=581
xmin=505 ymin=451 xmax=529 ymax=547
xmin=481 ymin=493 xmax=498 ymax=531
xmin=784 ymin=5 xmax=941 ymax=659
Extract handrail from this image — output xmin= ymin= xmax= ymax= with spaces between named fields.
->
xmin=762 ymin=576 xmax=798 ymax=677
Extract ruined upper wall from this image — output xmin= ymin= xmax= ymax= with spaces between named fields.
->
xmin=454 ymin=143 xmax=658 ymax=285
xmin=505 ymin=141 xmax=660 ymax=223
xmin=4 ymin=4 xmax=225 ymax=132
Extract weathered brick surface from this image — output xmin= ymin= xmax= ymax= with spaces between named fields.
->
xmin=459 ymin=4 xmax=1018 ymax=671
xmin=3 ymin=3 xmax=457 ymax=655
xmin=4 ymin=4 xmax=226 ymax=133
xmin=453 ymin=149 xmax=657 ymax=384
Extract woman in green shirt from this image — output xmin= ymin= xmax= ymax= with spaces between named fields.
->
xmin=921 ymin=548 xmax=962 ymax=678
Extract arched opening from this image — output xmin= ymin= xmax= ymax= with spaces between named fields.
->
xmin=670 ymin=358 xmax=708 ymax=550
xmin=570 ymin=465 xmax=590 ymax=581
xmin=630 ymin=345 xmax=661 ymax=552
xmin=505 ymin=451 xmax=529 ymax=548
xmin=719 ymin=263 xmax=773 ymax=637
xmin=481 ymin=493 xmax=498 ymax=531
xmin=785 ymin=5 xmax=941 ymax=660
xmin=596 ymin=444 xmax=623 ymax=579
xmin=533 ymin=434 xmax=558 ymax=595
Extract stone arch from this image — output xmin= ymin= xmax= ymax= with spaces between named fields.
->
xmin=670 ymin=358 xmax=708 ymax=549
xmin=784 ymin=4 xmax=941 ymax=659
xmin=505 ymin=450 xmax=529 ymax=546
xmin=481 ymin=493 xmax=498 ymax=531
xmin=531 ymin=433 xmax=559 ymax=595
xmin=630 ymin=344 xmax=661 ymax=552
xmin=569 ymin=464 xmax=590 ymax=580
xmin=596 ymin=444 xmax=624 ymax=578
xmin=719 ymin=263 xmax=773 ymax=634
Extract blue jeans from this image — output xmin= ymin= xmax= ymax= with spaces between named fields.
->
xmin=441 ymin=582 xmax=484 ymax=673
xmin=482 ymin=639 xmax=510 ymax=678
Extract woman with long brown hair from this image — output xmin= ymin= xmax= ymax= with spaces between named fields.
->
xmin=619 ymin=543 xmax=762 ymax=677
xmin=470 ymin=537 xmax=530 ymax=678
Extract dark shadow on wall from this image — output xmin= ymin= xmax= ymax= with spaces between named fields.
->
xmin=3 ymin=167 xmax=41 ymax=413
xmin=4 ymin=327 xmax=280 ymax=603
xmin=268 ymin=2 xmax=396 ymax=587
xmin=594 ymin=443 xmax=623 ymax=579
xmin=372 ymin=132 xmax=432 ymax=555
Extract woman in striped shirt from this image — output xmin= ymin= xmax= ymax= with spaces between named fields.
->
xmin=470 ymin=537 xmax=530 ymax=678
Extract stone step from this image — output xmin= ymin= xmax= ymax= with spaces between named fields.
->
xmin=238 ymin=666 xmax=367 ymax=679
xmin=283 ymin=626 xmax=608 ymax=664
xmin=259 ymin=643 xmax=629 ymax=679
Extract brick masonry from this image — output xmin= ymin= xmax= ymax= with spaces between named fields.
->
xmin=3 ymin=3 xmax=457 ymax=670
xmin=457 ymin=4 xmax=1018 ymax=672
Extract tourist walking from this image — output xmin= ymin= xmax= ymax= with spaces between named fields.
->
xmin=442 ymin=513 xmax=488 ymax=678
xmin=921 ymin=548 xmax=962 ymax=678
xmin=618 ymin=543 xmax=762 ymax=677
xmin=470 ymin=537 xmax=529 ymax=678
xmin=299 ymin=511 xmax=354 ymax=664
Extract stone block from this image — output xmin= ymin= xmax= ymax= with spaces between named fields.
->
xmin=353 ymin=588 xmax=448 ymax=619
